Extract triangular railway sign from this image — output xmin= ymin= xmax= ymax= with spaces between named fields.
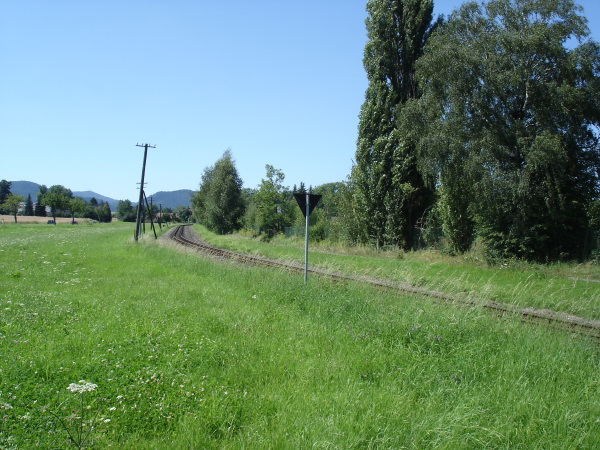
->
xmin=294 ymin=193 xmax=322 ymax=218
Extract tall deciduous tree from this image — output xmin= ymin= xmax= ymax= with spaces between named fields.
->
xmin=413 ymin=0 xmax=600 ymax=260
xmin=43 ymin=185 xmax=73 ymax=224
xmin=191 ymin=150 xmax=245 ymax=234
xmin=252 ymin=165 xmax=294 ymax=239
xmin=116 ymin=200 xmax=136 ymax=222
xmin=3 ymin=194 xmax=24 ymax=223
xmin=351 ymin=0 xmax=437 ymax=249
xmin=69 ymin=197 xmax=87 ymax=222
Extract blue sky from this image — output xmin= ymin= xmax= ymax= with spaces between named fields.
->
xmin=1 ymin=0 xmax=599 ymax=201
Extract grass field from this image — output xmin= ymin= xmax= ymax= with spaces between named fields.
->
xmin=200 ymin=227 xmax=600 ymax=321
xmin=1 ymin=223 xmax=598 ymax=448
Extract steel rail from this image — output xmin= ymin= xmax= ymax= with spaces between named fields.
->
xmin=168 ymin=225 xmax=600 ymax=341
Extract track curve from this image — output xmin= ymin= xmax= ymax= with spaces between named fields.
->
xmin=167 ymin=225 xmax=600 ymax=341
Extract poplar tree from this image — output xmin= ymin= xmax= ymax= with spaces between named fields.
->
xmin=352 ymin=0 xmax=437 ymax=249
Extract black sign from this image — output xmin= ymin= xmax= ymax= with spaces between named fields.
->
xmin=294 ymin=193 xmax=322 ymax=218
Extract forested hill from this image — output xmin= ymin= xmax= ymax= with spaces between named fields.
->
xmin=146 ymin=190 xmax=193 ymax=209
xmin=9 ymin=181 xmax=39 ymax=199
xmin=8 ymin=181 xmax=193 ymax=210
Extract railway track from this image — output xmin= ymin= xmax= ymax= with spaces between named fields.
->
xmin=168 ymin=225 xmax=600 ymax=342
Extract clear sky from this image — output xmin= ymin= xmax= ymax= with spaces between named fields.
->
xmin=1 ymin=0 xmax=599 ymax=201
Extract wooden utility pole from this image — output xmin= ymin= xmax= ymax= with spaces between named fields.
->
xmin=134 ymin=143 xmax=156 ymax=241
xmin=144 ymin=192 xmax=158 ymax=239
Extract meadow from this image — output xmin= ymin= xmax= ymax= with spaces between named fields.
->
xmin=202 ymin=228 xmax=600 ymax=321
xmin=0 ymin=222 xmax=598 ymax=448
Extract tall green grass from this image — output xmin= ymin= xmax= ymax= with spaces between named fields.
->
xmin=0 ymin=223 xmax=598 ymax=448
xmin=199 ymin=226 xmax=600 ymax=320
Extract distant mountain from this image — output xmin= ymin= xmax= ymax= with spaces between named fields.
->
xmin=146 ymin=190 xmax=193 ymax=209
xmin=72 ymin=191 xmax=120 ymax=210
xmin=9 ymin=181 xmax=40 ymax=199
xmin=8 ymin=180 xmax=192 ymax=211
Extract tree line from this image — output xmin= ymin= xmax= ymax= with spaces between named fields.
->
xmin=0 ymin=180 xmax=193 ymax=225
xmin=351 ymin=0 xmax=599 ymax=262
xmin=192 ymin=0 xmax=600 ymax=263
xmin=191 ymin=151 xmax=356 ymax=243
xmin=115 ymin=199 xmax=192 ymax=224
xmin=0 ymin=180 xmax=112 ymax=223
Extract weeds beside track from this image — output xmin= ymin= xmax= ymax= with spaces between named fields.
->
xmin=168 ymin=224 xmax=600 ymax=342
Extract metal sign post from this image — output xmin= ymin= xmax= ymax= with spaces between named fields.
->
xmin=294 ymin=193 xmax=322 ymax=284
xmin=304 ymin=193 xmax=310 ymax=284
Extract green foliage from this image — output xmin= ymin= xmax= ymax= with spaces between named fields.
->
xmin=437 ymin=168 xmax=476 ymax=254
xmin=43 ymin=185 xmax=73 ymax=223
xmin=0 ymin=179 xmax=11 ymax=207
xmin=23 ymin=193 xmax=34 ymax=216
xmin=34 ymin=185 xmax=48 ymax=217
xmin=69 ymin=197 xmax=87 ymax=221
xmin=412 ymin=0 xmax=600 ymax=261
xmin=2 ymin=193 xmax=24 ymax=222
xmin=174 ymin=205 xmax=192 ymax=223
xmin=0 ymin=179 xmax=11 ymax=214
xmin=248 ymin=165 xmax=295 ymax=238
xmin=314 ymin=182 xmax=344 ymax=221
xmin=1 ymin=224 xmax=599 ymax=448
xmin=116 ymin=199 xmax=136 ymax=222
xmin=351 ymin=0 xmax=436 ymax=250
xmin=290 ymin=181 xmax=350 ymax=243
xmin=81 ymin=200 xmax=112 ymax=223
xmin=191 ymin=150 xmax=245 ymax=234
xmin=97 ymin=202 xmax=112 ymax=223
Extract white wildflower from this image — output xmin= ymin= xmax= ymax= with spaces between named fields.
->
xmin=66 ymin=380 xmax=97 ymax=394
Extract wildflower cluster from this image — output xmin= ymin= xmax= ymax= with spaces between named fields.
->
xmin=48 ymin=380 xmax=101 ymax=448
xmin=67 ymin=381 xmax=98 ymax=394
